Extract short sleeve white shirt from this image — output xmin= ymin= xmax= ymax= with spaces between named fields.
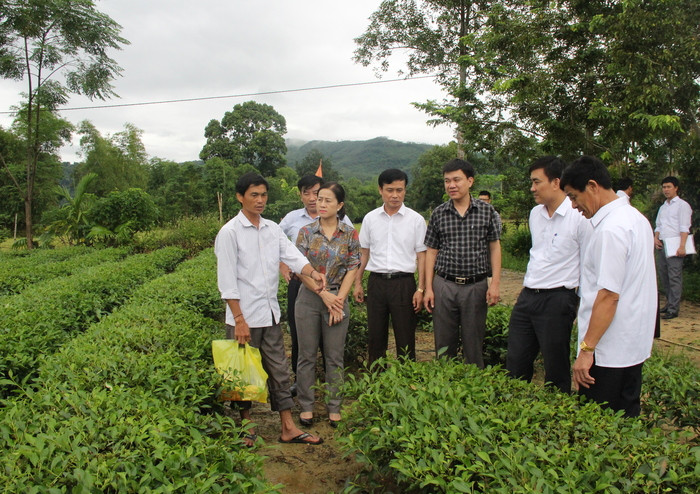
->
xmin=359 ymin=204 xmax=427 ymax=274
xmin=577 ymin=199 xmax=657 ymax=367
xmin=215 ymin=211 xmax=310 ymax=327
xmin=279 ymin=207 xmax=353 ymax=244
xmin=523 ymin=197 xmax=592 ymax=289
xmin=654 ymin=196 xmax=692 ymax=240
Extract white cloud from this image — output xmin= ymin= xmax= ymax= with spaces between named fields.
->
xmin=0 ymin=1 xmax=454 ymax=163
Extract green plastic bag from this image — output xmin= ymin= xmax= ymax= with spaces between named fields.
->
xmin=212 ymin=340 xmax=269 ymax=403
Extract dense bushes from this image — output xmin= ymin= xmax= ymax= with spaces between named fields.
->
xmin=0 ymin=246 xmax=187 ymax=397
xmin=0 ymin=250 xmax=277 ymax=492
xmin=339 ymin=358 xmax=699 ymax=493
xmin=0 ymin=246 xmax=130 ymax=296
xmin=133 ymin=214 xmax=221 ymax=254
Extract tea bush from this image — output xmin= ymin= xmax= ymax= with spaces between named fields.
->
xmin=0 ymin=246 xmax=187 ymax=397
xmin=339 ymin=358 xmax=699 ymax=493
xmin=483 ymin=304 xmax=512 ymax=367
xmin=0 ymin=250 xmax=277 ymax=492
xmin=642 ymin=351 xmax=699 ymax=432
xmin=134 ymin=214 xmax=221 ymax=254
xmin=0 ymin=246 xmax=130 ymax=296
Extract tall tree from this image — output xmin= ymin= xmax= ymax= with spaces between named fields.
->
xmin=0 ymin=0 xmax=128 ymax=248
xmin=200 ymin=101 xmax=287 ymax=176
xmin=355 ymin=0 xmax=494 ymax=157
xmin=74 ymin=121 xmax=148 ymax=196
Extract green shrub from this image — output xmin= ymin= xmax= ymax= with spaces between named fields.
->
xmin=346 ymin=305 xmax=369 ymax=369
xmin=501 ymin=224 xmax=532 ymax=259
xmin=484 ymin=304 xmax=512 ymax=367
xmin=134 ymin=214 xmax=220 ymax=254
xmin=339 ymin=359 xmax=699 ymax=493
xmin=0 ymin=250 xmax=276 ymax=493
xmin=0 ymin=247 xmax=187 ymax=397
xmin=642 ymin=351 xmax=699 ymax=432
xmin=0 ymin=246 xmax=130 ymax=296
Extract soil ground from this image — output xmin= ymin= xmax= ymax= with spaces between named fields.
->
xmin=229 ymin=269 xmax=699 ymax=494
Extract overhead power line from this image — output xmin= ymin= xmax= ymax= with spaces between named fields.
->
xmin=0 ymin=75 xmax=436 ymax=115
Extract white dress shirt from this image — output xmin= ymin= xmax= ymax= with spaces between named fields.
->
xmin=215 ymin=211 xmax=310 ymax=327
xmin=654 ymin=196 xmax=692 ymax=240
xmin=279 ymin=207 xmax=353 ymax=243
xmin=577 ymin=199 xmax=657 ymax=367
xmin=523 ymin=197 xmax=592 ymax=290
xmin=615 ymin=190 xmax=630 ymax=203
xmin=359 ymin=204 xmax=427 ymax=273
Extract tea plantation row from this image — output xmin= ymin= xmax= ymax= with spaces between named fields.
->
xmin=0 ymin=246 xmax=188 ymax=398
xmin=0 ymin=250 xmax=276 ymax=492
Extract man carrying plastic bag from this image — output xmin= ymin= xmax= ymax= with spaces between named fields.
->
xmin=215 ymin=172 xmax=326 ymax=447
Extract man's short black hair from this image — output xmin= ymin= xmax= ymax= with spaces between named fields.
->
xmin=661 ymin=176 xmax=679 ymax=188
xmin=378 ymin=168 xmax=408 ymax=187
xmin=443 ymin=158 xmax=475 ymax=178
xmin=478 ymin=190 xmax=491 ymax=198
xmin=528 ymin=155 xmax=567 ymax=183
xmin=236 ymin=172 xmax=269 ymax=195
xmin=560 ymin=156 xmax=612 ymax=192
xmin=616 ymin=177 xmax=633 ymax=191
xmin=297 ymin=174 xmax=323 ymax=192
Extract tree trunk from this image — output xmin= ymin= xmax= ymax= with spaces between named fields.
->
xmin=24 ymin=196 xmax=33 ymax=249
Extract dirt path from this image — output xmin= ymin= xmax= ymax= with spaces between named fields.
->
xmin=236 ymin=269 xmax=699 ymax=493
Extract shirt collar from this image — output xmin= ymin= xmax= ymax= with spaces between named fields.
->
xmin=308 ymin=218 xmax=353 ymax=234
xmin=590 ymin=196 xmax=626 ymax=228
xmin=381 ymin=203 xmax=407 ymax=216
xmin=236 ymin=210 xmax=268 ymax=229
xmin=666 ymin=196 xmax=680 ymax=205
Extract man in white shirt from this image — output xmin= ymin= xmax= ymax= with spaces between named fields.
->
xmin=278 ymin=175 xmax=352 ymax=388
xmin=654 ymin=176 xmax=693 ymax=319
xmin=615 ymin=177 xmax=633 ymax=204
xmin=561 ymin=156 xmax=656 ymax=417
xmin=506 ymin=156 xmax=592 ymax=393
xmin=215 ymin=172 xmax=325 ymax=445
xmin=353 ymin=169 xmax=427 ymax=364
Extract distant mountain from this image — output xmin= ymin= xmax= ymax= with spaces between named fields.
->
xmin=286 ymin=137 xmax=435 ymax=181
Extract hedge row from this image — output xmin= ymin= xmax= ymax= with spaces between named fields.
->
xmin=0 ymin=246 xmax=131 ymax=296
xmin=0 ymin=246 xmax=187 ymax=397
xmin=0 ymin=244 xmax=89 ymax=262
xmin=0 ymin=250 xmax=276 ymax=492
xmin=339 ymin=359 xmax=699 ymax=493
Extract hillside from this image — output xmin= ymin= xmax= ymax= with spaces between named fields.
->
xmin=286 ymin=137 xmax=434 ymax=181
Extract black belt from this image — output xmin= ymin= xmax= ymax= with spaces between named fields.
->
xmin=525 ymin=286 xmax=574 ymax=294
xmin=370 ymin=272 xmax=413 ymax=280
xmin=437 ymin=272 xmax=487 ymax=285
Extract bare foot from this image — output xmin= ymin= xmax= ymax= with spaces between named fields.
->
xmin=242 ymin=431 xmax=257 ymax=448
xmin=328 ymin=412 xmax=341 ymax=422
xmin=279 ymin=427 xmax=322 ymax=445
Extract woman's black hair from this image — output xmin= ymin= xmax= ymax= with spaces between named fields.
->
xmin=319 ymin=181 xmax=346 ymax=219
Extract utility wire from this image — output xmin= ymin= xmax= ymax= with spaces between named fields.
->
xmin=0 ymin=75 xmax=436 ymax=115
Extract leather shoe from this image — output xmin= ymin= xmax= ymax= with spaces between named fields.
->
xmin=290 ymin=383 xmax=297 ymax=397
xmin=661 ymin=312 xmax=678 ymax=319
xmin=299 ymin=415 xmax=313 ymax=427
xmin=329 ymin=418 xmax=341 ymax=428
xmin=659 ymin=306 xmax=669 ymax=314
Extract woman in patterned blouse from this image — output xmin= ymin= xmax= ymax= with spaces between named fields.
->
xmin=295 ymin=182 xmax=361 ymax=428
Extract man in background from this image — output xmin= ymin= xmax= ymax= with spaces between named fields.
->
xmin=354 ymin=168 xmax=427 ymax=364
xmin=561 ymin=156 xmax=656 ymax=417
xmin=654 ymin=176 xmax=693 ymax=320
xmin=615 ymin=177 xmax=633 ymax=204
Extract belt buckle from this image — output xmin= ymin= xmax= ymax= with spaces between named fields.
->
xmin=455 ymin=276 xmax=466 ymax=285
xmin=386 ymin=273 xmax=395 ymax=279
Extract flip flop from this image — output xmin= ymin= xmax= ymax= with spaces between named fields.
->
xmin=242 ymin=433 xmax=258 ymax=448
xmin=278 ymin=432 xmax=323 ymax=445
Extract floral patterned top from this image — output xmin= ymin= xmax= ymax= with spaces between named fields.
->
xmin=296 ymin=219 xmax=361 ymax=288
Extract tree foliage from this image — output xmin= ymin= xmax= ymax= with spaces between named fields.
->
xmin=74 ymin=121 xmax=149 ymax=196
xmin=294 ymin=148 xmax=342 ymax=182
xmin=200 ymin=101 xmax=287 ymax=176
xmin=0 ymin=0 xmax=128 ymax=248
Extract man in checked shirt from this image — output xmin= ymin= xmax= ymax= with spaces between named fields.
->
xmin=423 ymin=159 xmax=502 ymax=367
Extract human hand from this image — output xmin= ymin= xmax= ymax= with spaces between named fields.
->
xmin=423 ymin=290 xmax=435 ymax=313
xmin=328 ymin=307 xmax=345 ymax=326
xmin=654 ymin=238 xmax=663 ymax=250
xmin=676 ymin=245 xmax=686 ymax=257
xmin=234 ymin=318 xmax=251 ymax=345
xmin=412 ymin=290 xmax=423 ymax=313
xmin=486 ymin=284 xmax=501 ymax=306
xmin=280 ymin=263 xmax=292 ymax=283
xmin=310 ymin=271 xmax=326 ymax=293
xmin=353 ymin=283 xmax=365 ymax=303
xmin=572 ymin=351 xmax=595 ymax=390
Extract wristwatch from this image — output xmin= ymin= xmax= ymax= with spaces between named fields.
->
xmin=579 ymin=340 xmax=595 ymax=352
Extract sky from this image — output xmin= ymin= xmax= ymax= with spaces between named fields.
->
xmin=0 ymin=0 xmax=455 ymax=163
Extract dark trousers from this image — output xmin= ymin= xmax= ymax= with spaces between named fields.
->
xmin=506 ymin=287 xmax=579 ymax=393
xmin=580 ymin=361 xmax=644 ymax=418
xmin=367 ymin=273 xmax=417 ymax=364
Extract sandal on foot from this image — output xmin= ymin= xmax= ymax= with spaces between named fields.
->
xmin=278 ymin=432 xmax=323 ymax=445
xmin=242 ymin=433 xmax=258 ymax=448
